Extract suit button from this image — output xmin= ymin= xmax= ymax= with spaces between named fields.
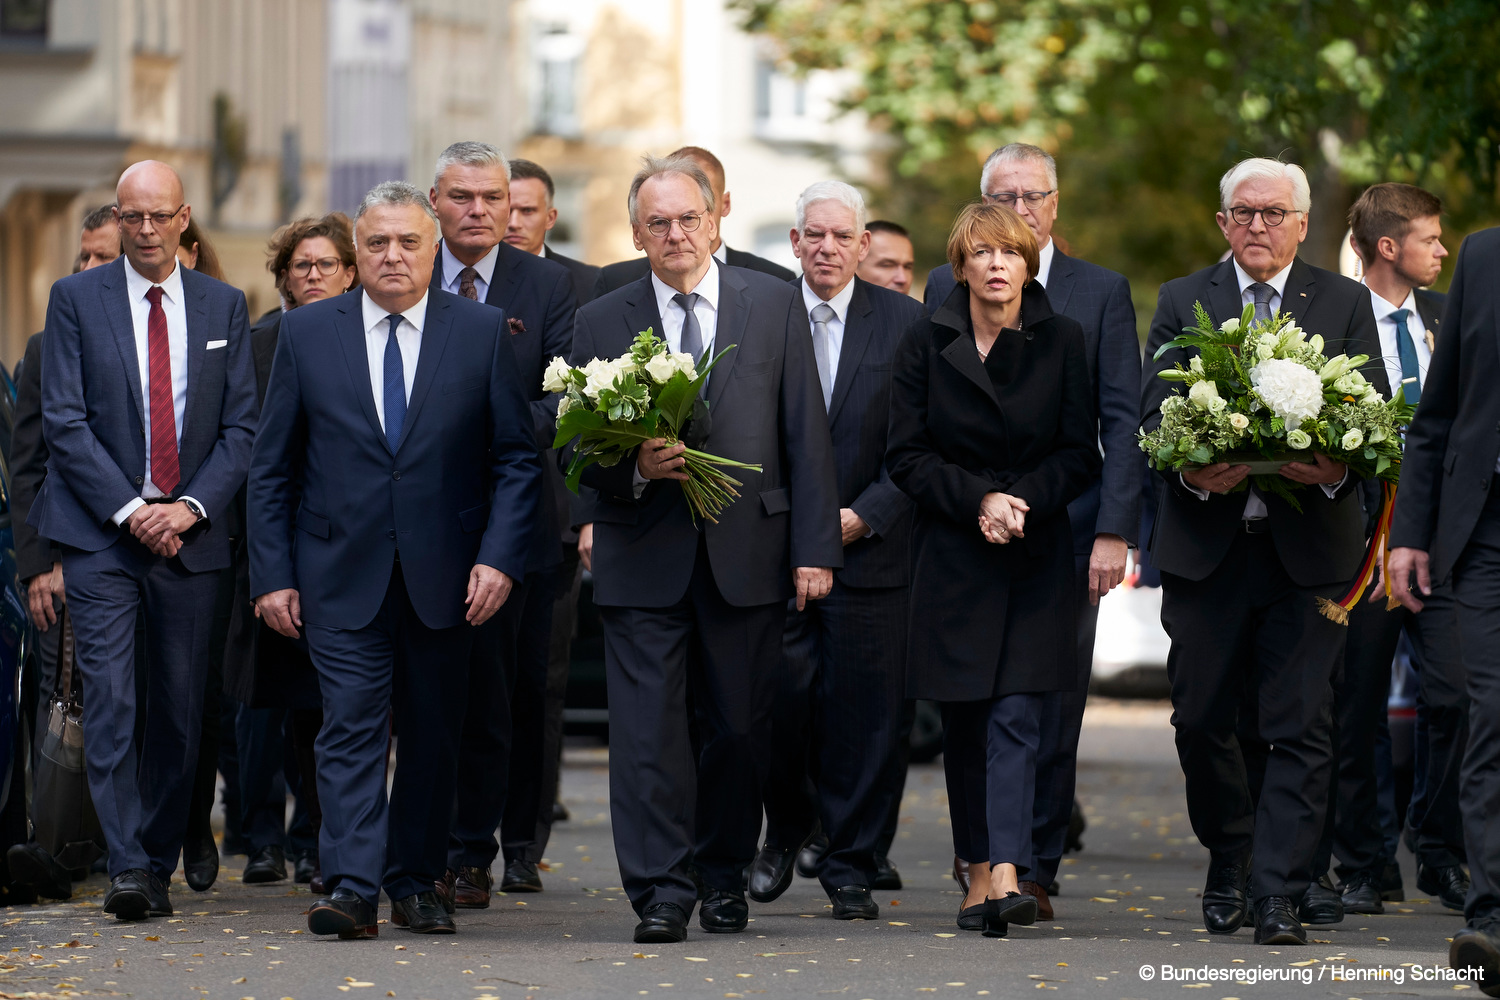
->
xmin=134 ymin=476 xmax=144 ymax=486
xmin=392 ymin=470 xmax=402 ymax=481
xmin=387 ymin=529 xmax=396 ymax=539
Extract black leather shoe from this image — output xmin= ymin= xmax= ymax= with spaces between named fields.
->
xmin=102 ymin=870 xmax=152 ymax=921
xmin=1451 ymin=925 xmax=1500 ymax=998
xmin=552 ymin=801 xmax=570 ymax=823
xmin=390 ymin=890 xmax=456 ymax=933
xmin=795 ymin=832 xmax=828 ymax=879
xmin=182 ymin=838 xmax=219 ymax=892
xmin=1201 ymin=852 xmax=1250 ymax=934
xmin=747 ymin=842 xmax=802 ymax=903
xmin=243 ymin=845 xmax=288 ymax=884
xmin=952 ymin=856 xmax=971 ymax=894
xmin=1379 ymin=859 xmax=1406 ymax=901
xmin=1298 ymin=874 xmax=1344 ymax=924
xmin=829 ymin=885 xmax=879 ymax=920
xmin=873 ymin=855 xmax=902 ymax=891
xmin=634 ymin=902 xmax=688 ymax=944
xmin=1338 ymin=869 xmax=1385 ymax=914
xmin=1419 ymin=863 xmax=1471 ymax=912
xmin=145 ymin=871 xmax=173 ymax=917
xmin=308 ymin=888 xmax=378 ymax=939
xmin=1253 ymin=895 xmax=1307 ymax=945
xmin=957 ymin=900 xmax=986 ymax=931
xmin=699 ymin=888 xmax=749 ymax=933
xmin=499 ymin=859 xmax=542 ymax=893
xmin=6 ymin=843 xmax=72 ymax=900
xmin=294 ymin=852 xmax=317 ymax=884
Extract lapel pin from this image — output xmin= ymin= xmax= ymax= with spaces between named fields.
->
xmin=1299 ymin=292 xmax=1307 ymax=297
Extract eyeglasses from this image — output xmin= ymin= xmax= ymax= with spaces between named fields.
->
xmin=1227 ymin=206 xmax=1302 ymax=227
xmin=644 ymin=213 xmax=704 ymax=239
xmin=117 ymin=205 xmax=185 ymax=230
xmin=290 ymin=257 xmax=345 ymax=277
xmin=983 ymin=190 xmax=1055 ymax=208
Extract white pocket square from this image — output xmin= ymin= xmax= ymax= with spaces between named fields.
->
xmin=206 ymin=340 xmax=228 ymax=349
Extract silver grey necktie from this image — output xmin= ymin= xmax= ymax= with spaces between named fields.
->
xmin=810 ymin=302 xmax=835 ymax=411
xmin=673 ymin=292 xmax=702 ymax=360
xmin=1249 ymin=282 xmax=1275 ymax=323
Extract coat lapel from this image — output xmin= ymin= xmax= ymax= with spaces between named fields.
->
xmin=708 ymin=262 xmax=748 ymax=410
xmin=618 ymin=275 xmax=663 ymax=359
xmin=1205 ymin=259 xmax=1245 ymax=328
xmin=179 ymin=268 xmax=212 ymax=445
xmin=485 ymin=243 xmax=523 ymax=311
xmin=933 ymin=286 xmax=1001 ymax=410
xmin=336 ymin=291 xmax=390 ymax=453
xmin=394 ymin=293 xmax=453 ymax=452
xmin=1282 ymin=258 xmax=1318 ymax=325
xmin=826 ymin=278 xmax=873 ymax=423
xmin=98 ymin=259 xmax=145 ymax=429
xmin=1044 ymin=250 xmax=1076 ymax=315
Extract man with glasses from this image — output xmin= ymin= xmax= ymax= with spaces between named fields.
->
xmin=922 ymin=142 xmax=1141 ymax=920
xmin=564 ymin=155 xmax=840 ymax=944
xmin=30 ymin=161 xmax=258 ymax=920
xmin=1142 ymin=157 xmax=1381 ymax=945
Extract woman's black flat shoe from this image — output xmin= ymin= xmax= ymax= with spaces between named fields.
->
xmin=957 ymin=901 xmax=986 ymax=931
xmin=983 ymin=892 xmax=1037 ymax=936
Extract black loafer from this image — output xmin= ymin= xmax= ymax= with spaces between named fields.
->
xmin=987 ymin=891 xmax=1038 ymax=926
xmin=829 ymin=885 xmax=879 ymax=920
xmin=796 ymin=832 xmax=828 ymax=880
xmin=102 ymin=869 xmax=152 ymax=921
xmin=499 ymin=859 xmax=542 ymax=893
xmin=873 ymin=854 xmax=902 ymax=891
xmin=634 ymin=902 xmax=688 ymax=944
xmin=957 ymin=901 xmax=986 ymax=931
xmin=182 ymin=838 xmax=219 ymax=893
xmin=1202 ymin=852 xmax=1250 ymax=934
xmin=1253 ymin=895 xmax=1307 ymax=945
xmin=390 ymin=890 xmax=456 ymax=933
xmin=699 ymin=888 xmax=749 ymax=933
xmin=1450 ymin=925 xmax=1500 ymax=998
xmin=1338 ymin=869 xmax=1385 ymax=914
xmin=1298 ymin=874 xmax=1344 ymax=924
xmin=308 ymin=888 xmax=378 ymax=939
xmin=294 ymin=853 xmax=317 ymax=884
xmin=6 ymin=843 xmax=72 ymax=900
xmin=243 ymin=845 xmax=288 ymax=884
xmin=1379 ymin=859 xmax=1406 ymax=901
xmin=747 ymin=841 xmax=804 ymax=903
xmin=1418 ymin=863 xmax=1471 ymax=912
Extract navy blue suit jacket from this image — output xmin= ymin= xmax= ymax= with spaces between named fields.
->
xmin=926 ymin=250 xmax=1142 ymax=553
xmin=806 ymin=276 xmax=923 ymax=588
xmin=247 ymin=288 xmax=542 ymax=631
xmin=30 ymin=257 xmax=258 ymax=573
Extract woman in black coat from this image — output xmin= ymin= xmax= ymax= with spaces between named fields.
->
xmin=887 ymin=203 xmax=1100 ymax=936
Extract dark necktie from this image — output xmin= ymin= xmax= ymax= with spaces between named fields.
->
xmin=810 ymin=302 xmax=835 ymax=410
xmin=1249 ymin=282 xmax=1275 ymax=323
xmin=144 ymin=286 xmax=180 ymax=495
xmin=458 ymin=266 xmax=479 ymax=301
xmin=383 ymin=313 xmax=406 ymax=448
xmin=1391 ymin=308 xmax=1421 ymax=404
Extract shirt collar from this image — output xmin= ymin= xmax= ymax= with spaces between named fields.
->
xmin=712 ymin=243 xmax=727 ymax=264
xmin=124 ymin=255 xmax=184 ymax=303
xmin=651 ymin=259 xmax=721 ymax=319
xmin=440 ymin=240 xmax=499 ymax=290
xmin=361 ymin=288 xmax=430 ymax=335
xmin=800 ymin=274 xmax=857 ymax=323
xmin=1036 ymin=238 xmax=1056 ymax=288
xmin=1231 ymin=257 xmax=1294 ymax=300
xmin=1365 ymin=283 xmax=1418 ymax=322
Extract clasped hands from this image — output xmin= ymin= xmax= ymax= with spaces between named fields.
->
xmin=979 ymin=491 xmax=1028 ymax=545
xmin=125 ymin=501 xmax=199 ymax=558
xmin=1182 ymin=453 xmax=1347 ymax=494
xmin=254 ymin=564 xmax=515 ymax=637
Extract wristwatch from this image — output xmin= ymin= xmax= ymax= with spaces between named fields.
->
xmin=181 ymin=497 xmax=208 ymax=524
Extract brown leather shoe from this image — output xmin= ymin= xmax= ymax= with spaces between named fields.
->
xmin=435 ymin=869 xmax=457 ymax=914
xmin=309 ymin=869 xmax=326 ymax=895
xmin=952 ymin=856 xmax=971 ymax=894
xmin=453 ymin=866 xmax=492 ymax=909
xmin=1019 ymin=880 xmax=1054 ymax=921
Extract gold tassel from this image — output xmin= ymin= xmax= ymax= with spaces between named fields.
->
xmin=1317 ymin=596 xmax=1350 ymax=625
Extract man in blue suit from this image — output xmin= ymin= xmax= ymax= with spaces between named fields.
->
xmin=31 ymin=160 xmax=258 ymax=920
xmin=248 ymin=181 xmax=541 ymax=939
xmin=424 ymin=141 xmax=577 ymax=904
xmin=924 ymin=143 xmax=1141 ymax=915
xmin=748 ymin=182 xmax=923 ymax=920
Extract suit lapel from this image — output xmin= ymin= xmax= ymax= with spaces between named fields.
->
xmin=485 ymin=243 xmax=522 ymax=311
xmin=708 ymin=263 xmax=749 ymax=410
xmin=1205 ymin=260 xmax=1245 ymax=327
xmin=178 ymin=269 xmax=212 ymax=449
xmin=618 ymin=275 xmax=663 ymax=358
xmin=1282 ymin=258 xmax=1318 ymax=324
xmin=826 ymin=278 xmax=873 ymax=423
xmin=336 ymin=291 xmax=390 ymax=453
xmin=395 ymin=293 xmax=453 ymax=452
xmin=1044 ymin=250 xmax=1076 ymax=316
xmin=98 ymin=259 xmax=146 ymax=429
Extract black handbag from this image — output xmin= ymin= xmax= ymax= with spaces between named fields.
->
xmin=32 ymin=608 xmax=105 ymax=871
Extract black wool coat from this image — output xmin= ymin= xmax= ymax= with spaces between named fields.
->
xmin=888 ymin=281 xmax=1100 ymax=702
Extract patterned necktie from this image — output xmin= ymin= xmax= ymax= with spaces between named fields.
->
xmin=810 ymin=302 xmax=835 ymax=411
xmin=1249 ymin=282 xmax=1275 ymax=323
xmin=144 ymin=286 xmax=180 ymax=495
xmin=458 ymin=266 xmax=479 ymax=301
xmin=383 ymin=313 xmax=406 ymax=448
xmin=1391 ymin=308 xmax=1422 ymax=405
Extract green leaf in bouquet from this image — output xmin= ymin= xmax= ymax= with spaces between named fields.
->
xmin=654 ymin=370 xmax=699 ymax=436
xmin=1376 ymin=455 xmax=1391 ymax=476
xmin=553 ymin=407 xmax=606 ymax=448
xmin=1186 ymin=444 xmax=1214 ymax=465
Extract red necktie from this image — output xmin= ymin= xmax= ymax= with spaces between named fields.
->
xmin=144 ymin=286 xmax=180 ymax=495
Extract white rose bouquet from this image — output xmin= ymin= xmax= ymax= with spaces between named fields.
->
xmin=548 ymin=330 xmax=761 ymax=523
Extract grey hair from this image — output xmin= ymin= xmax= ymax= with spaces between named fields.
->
xmin=354 ymin=181 xmax=439 ymax=234
xmin=1219 ymin=157 xmax=1312 ymax=213
xmin=627 ymin=155 xmax=715 ymax=225
xmin=795 ymin=181 xmax=867 ymax=234
xmin=433 ymin=140 xmax=510 ymax=190
xmin=980 ymin=142 xmax=1058 ymax=195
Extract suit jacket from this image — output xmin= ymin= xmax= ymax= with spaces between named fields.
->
xmin=927 ymin=250 xmax=1141 ymax=553
xmin=1141 ymin=256 xmax=1384 ymax=586
xmin=889 ymin=282 xmax=1100 ymax=700
xmin=11 ymin=331 xmax=59 ymax=581
xmin=1390 ymin=227 xmax=1500 ymax=583
xmin=568 ymin=262 xmax=842 ymax=609
xmin=431 ymin=240 xmax=576 ymax=570
xmin=545 ymin=245 xmax=601 ymax=307
xmin=592 ymin=246 xmax=796 ymax=300
xmin=247 ymin=288 xmax=542 ymax=631
xmin=30 ymin=257 xmax=258 ymax=573
xmin=804 ymin=276 xmax=923 ymax=588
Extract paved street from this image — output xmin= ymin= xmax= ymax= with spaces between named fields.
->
xmin=0 ymin=699 xmax=1473 ymax=1000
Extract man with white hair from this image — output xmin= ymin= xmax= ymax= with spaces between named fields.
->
xmin=746 ymin=182 xmax=923 ymax=920
xmin=1141 ymin=157 xmax=1382 ymax=945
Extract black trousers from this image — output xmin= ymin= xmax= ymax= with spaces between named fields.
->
xmin=1403 ymin=589 xmax=1468 ymax=870
xmin=941 ymin=693 xmax=1042 ymax=873
xmin=1160 ymin=530 xmax=1344 ymax=901
xmin=1453 ymin=487 xmax=1500 ymax=924
xmin=519 ymin=544 xmax=582 ymax=864
xmin=499 ymin=566 xmax=559 ymax=865
xmin=599 ymin=538 xmax=785 ymax=916
xmin=762 ymin=580 xmax=909 ymax=891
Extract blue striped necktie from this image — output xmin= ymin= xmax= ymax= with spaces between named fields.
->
xmin=383 ymin=313 xmax=406 ymax=447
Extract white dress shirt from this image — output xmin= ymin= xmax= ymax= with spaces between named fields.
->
xmin=801 ymin=276 xmax=857 ymax=386
xmin=360 ymin=290 xmax=426 ymax=433
xmin=1366 ymin=285 xmax=1431 ymax=402
xmin=1035 ymin=237 xmax=1057 ymax=289
xmin=634 ymin=264 xmax=722 ymax=493
xmin=713 ymin=244 xmax=727 ymax=264
xmin=439 ymin=241 xmax=498 ymax=301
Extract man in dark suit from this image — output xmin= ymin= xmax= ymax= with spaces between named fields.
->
xmin=1311 ymin=183 xmax=1462 ymax=916
xmin=567 ymin=155 xmax=841 ymax=943
xmin=425 ymin=142 xmax=576 ymax=903
xmin=1388 ymin=226 xmax=1500 ymax=991
xmin=249 ymin=181 xmax=541 ymax=938
xmin=504 ymin=157 xmax=601 ymax=307
xmin=924 ymin=143 xmax=1141 ymax=916
xmin=592 ymin=145 xmax=795 ymax=297
xmin=31 ymin=161 xmax=258 ymax=921
xmin=1143 ymin=158 xmax=1383 ymax=946
xmin=746 ymin=182 xmax=921 ymax=920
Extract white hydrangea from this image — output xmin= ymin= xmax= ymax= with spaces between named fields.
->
xmin=542 ymin=355 xmax=572 ymax=393
xmin=1188 ymin=379 xmax=1221 ymax=410
xmin=1251 ymin=357 xmax=1325 ymax=430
